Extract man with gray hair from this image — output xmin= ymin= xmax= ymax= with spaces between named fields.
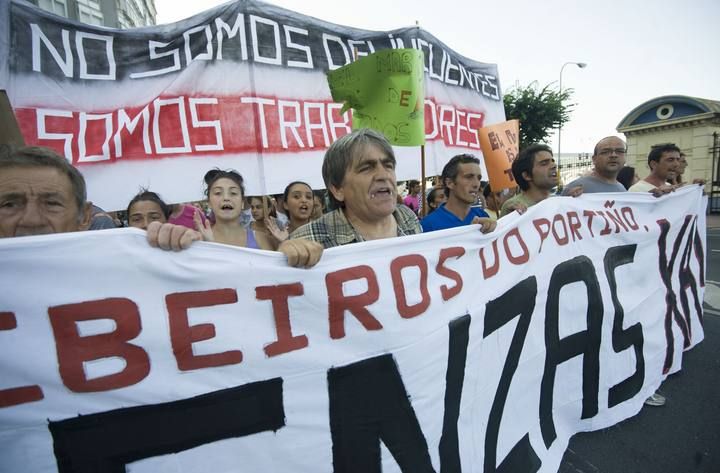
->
xmin=289 ymin=128 xmax=421 ymax=248
xmin=151 ymin=129 xmax=490 ymax=261
xmin=0 ymin=146 xmax=91 ymax=237
xmin=147 ymin=128 xmax=413 ymax=264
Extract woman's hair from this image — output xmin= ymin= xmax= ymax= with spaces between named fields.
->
xmin=249 ymin=195 xmax=277 ymax=219
xmin=283 ymin=181 xmax=313 ymax=202
xmin=203 ymin=168 xmax=245 ymax=197
xmin=126 ymin=189 xmax=171 ymax=219
xmin=426 ymin=187 xmax=443 ymax=212
xmin=617 ymin=166 xmax=636 ymax=190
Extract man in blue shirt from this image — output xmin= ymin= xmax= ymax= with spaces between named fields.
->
xmin=421 ymin=154 xmax=496 ymax=233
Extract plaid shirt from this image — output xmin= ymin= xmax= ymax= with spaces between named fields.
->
xmin=289 ymin=205 xmax=421 ymax=248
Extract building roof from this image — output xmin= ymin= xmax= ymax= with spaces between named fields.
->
xmin=617 ymin=95 xmax=720 ymax=132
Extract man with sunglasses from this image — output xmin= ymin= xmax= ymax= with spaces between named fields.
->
xmin=562 ymin=136 xmax=627 ymax=195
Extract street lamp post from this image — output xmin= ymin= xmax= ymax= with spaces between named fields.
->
xmin=557 ymin=61 xmax=586 ymax=186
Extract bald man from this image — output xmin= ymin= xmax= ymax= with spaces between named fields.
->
xmin=562 ymin=136 xmax=627 ymax=195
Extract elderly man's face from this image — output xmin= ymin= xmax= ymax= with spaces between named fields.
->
xmin=0 ymin=166 xmax=90 ymax=237
xmin=330 ymin=143 xmax=397 ymax=223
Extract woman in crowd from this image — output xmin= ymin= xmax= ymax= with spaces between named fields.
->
xmin=266 ymin=181 xmax=314 ymax=240
xmin=483 ymin=184 xmax=514 ymax=220
xmin=126 ymin=190 xmax=171 ymax=230
xmin=169 ymin=201 xmax=208 ymax=229
xmin=403 ymin=180 xmax=422 ymax=214
xmin=426 ymin=187 xmax=446 ymax=214
xmin=284 ymin=181 xmax=314 ymax=233
xmin=247 ymin=195 xmax=279 ymax=249
xmin=617 ymin=166 xmax=639 ymax=190
xmin=195 ymin=169 xmax=275 ymax=250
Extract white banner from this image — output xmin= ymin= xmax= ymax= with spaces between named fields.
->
xmin=0 ymin=0 xmax=505 ymax=210
xmin=0 ymin=187 xmax=706 ymax=473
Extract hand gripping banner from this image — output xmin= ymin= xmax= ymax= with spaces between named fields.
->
xmin=0 ymin=187 xmax=706 ymax=472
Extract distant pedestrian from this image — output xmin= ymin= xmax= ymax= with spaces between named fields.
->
xmin=403 ymin=179 xmax=422 ymax=214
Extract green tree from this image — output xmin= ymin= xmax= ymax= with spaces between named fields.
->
xmin=503 ymin=82 xmax=575 ymax=147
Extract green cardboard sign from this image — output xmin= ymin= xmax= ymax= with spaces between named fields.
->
xmin=327 ymin=48 xmax=425 ymax=146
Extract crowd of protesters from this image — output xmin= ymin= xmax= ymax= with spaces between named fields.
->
xmin=4 ymin=130 xmax=704 ymax=250
xmin=1 ymin=130 xmax=704 ymax=269
xmin=0 ymin=129 xmax=707 ymax=404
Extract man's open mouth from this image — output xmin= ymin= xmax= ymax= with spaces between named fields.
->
xmin=370 ymin=187 xmax=393 ymax=198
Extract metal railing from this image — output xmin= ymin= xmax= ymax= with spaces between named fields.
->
xmin=710 ymin=132 xmax=720 ymax=213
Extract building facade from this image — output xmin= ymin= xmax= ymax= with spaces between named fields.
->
xmin=617 ymin=95 xmax=720 ymax=191
xmin=33 ymin=0 xmax=156 ymax=28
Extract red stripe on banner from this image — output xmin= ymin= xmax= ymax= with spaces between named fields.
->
xmin=14 ymin=95 xmax=485 ymax=165
xmin=0 ymin=385 xmax=45 ymax=408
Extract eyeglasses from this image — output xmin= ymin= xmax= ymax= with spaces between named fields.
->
xmin=598 ymin=148 xmax=627 ymax=156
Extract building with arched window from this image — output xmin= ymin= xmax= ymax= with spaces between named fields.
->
xmin=617 ymin=95 xmax=720 ymax=209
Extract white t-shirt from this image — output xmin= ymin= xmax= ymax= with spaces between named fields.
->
xmin=629 ymin=180 xmax=656 ymax=193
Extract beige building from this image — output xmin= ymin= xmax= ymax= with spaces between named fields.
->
xmin=32 ymin=0 xmax=156 ymax=29
xmin=617 ymin=95 xmax=720 ymax=195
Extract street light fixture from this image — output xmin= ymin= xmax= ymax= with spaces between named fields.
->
xmin=557 ymin=61 xmax=587 ymax=186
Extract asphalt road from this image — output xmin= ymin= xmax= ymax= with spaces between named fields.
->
xmin=558 ymin=226 xmax=720 ymax=473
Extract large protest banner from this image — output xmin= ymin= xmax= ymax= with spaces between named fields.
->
xmin=0 ymin=187 xmax=706 ymax=473
xmin=0 ymin=0 xmax=504 ymax=210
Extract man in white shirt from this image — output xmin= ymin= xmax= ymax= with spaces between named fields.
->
xmin=629 ymin=143 xmax=680 ymax=195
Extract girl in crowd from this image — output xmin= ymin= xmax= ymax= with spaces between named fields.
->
xmin=168 ymin=201 xmax=208 ymax=229
xmin=248 ymin=195 xmax=278 ymax=244
xmin=617 ymin=166 xmax=639 ymax=190
xmin=266 ymin=181 xmax=314 ymax=240
xmin=284 ymin=181 xmax=314 ymax=233
xmin=127 ymin=190 xmax=171 ymax=230
xmin=195 ymin=169 xmax=275 ymax=250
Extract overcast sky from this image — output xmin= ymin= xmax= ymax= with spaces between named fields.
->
xmin=154 ymin=0 xmax=720 ymax=153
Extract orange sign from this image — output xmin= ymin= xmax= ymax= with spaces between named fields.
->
xmin=477 ymin=120 xmax=519 ymax=191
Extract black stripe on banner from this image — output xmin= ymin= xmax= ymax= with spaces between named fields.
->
xmin=49 ymin=378 xmax=285 ymax=473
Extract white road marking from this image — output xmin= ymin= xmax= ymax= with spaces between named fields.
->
xmin=703 ymin=282 xmax=720 ymax=311
xmin=703 ymin=307 xmax=720 ymax=317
